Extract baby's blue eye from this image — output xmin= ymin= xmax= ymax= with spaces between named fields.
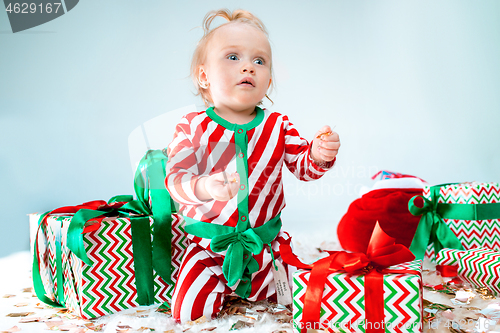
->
xmin=228 ymin=54 xmax=239 ymax=61
xmin=254 ymin=58 xmax=264 ymax=65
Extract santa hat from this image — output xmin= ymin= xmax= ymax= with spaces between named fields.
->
xmin=337 ymin=171 xmax=427 ymax=254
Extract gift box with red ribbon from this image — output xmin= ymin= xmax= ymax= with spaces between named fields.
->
xmin=30 ymin=150 xmax=188 ymax=319
xmin=407 ymin=182 xmax=500 ymax=261
xmin=285 ymin=223 xmax=423 ymax=333
xmin=436 ymin=248 xmax=500 ymax=296
xmin=31 ymin=208 xmax=187 ymax=319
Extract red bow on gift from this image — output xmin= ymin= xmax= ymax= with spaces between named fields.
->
xmin=41 ymin=200 xmax=128 ymax=233
xmin=280 ymin=222 xmax=419 ymax=333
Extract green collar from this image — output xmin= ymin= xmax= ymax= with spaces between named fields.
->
xmin=206 ymin=106 xmax=265 ymax=132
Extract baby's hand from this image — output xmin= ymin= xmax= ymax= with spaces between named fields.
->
xmin=205 ymin=171 xmax=240 ymax=201
xmin=311 ymin=125 xmax=340 ymax=164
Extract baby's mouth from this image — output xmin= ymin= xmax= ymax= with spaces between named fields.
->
xmin=238 ymin=78 xmax=255 ymax=87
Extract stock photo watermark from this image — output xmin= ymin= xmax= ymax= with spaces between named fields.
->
xmin=293 ymin=318 xmax=423 ymax=332
xmin=3 ymin=0 xmax=79 ymax=33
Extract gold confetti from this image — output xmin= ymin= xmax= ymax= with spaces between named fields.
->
xmin=68 ymin=329 xmax=85 ymax=333
xmin=45 ymin=320 xmax=64 ymax=329
xmin=14 ymin=303 xmax=29 ymax=307
xmin=129 ymin=309 xmax=150 ymax=318
xmin=117 ymin=325 xmax=132 ymax=329
xmin=58 ymin=324 xmax=79 ymax=331
xmin=34 ymin=302 xmax=52 ymax=309
xmin=1 ymin=326 xmax=21 ymax=333
xmin=18 ymin=317 xmax=43 ymax=323
xmin=6 ymin=312 xmax=35 ymax=317
xmin=84 ymin=323 xmax=105 ymax=331
xmin=2 ymin=294 xmax=16 ymax=298
xmin=476 ymin=286 xmax=495 ymax=300
xmin=116 ymin=323 xmax=132 ymax=332
xmin=21 ymin=288 xmax=32 ymax=293
xmin=187 ymin=315 xmax=207 ymax=325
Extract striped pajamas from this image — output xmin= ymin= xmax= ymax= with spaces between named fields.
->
xmin=165 ymin=107 xmax=334 ymax=322
xmin=171 ymin=232 xmax=293 ymax=322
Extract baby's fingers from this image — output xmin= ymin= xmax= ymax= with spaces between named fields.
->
xmin=317 ymin=146 xmax=339 ymax=161
xmin=227 ymin=172 xmax=239 ymax=184
xmin=320 ymin=131 xmax=340 ymax=142
xmin=318 ymin=138 xmax=341 ymax=150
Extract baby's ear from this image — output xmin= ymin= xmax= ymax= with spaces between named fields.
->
xmin=198 ymin=66 xmax=209 ymax=87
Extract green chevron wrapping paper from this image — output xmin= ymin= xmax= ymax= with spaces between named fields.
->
xmin=435 ymin=248 xmax=463 ymax=266
xmin=292 ymin=260 xmax=423 ymax=333
xmin=29 ymin=213 xmax=58 ymax=301
xmin=436 ymin=248 xmax=500 ymax=296
xmin=424 ymin=182 xmax=500 ymax=260
xmin=31 ymin=213 xmax=188 ymax=319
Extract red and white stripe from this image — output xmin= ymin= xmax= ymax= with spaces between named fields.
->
xmin=171 ymin=231 xmax=293 ymax=322
xmin=165 ymin=109 xmax=334 ymax=232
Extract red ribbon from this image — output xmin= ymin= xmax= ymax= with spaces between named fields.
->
xmin=436 ymin=264 xmax=458 ymax=278
xmin=39 ymin=200 xmax=127 ymax=233
xmin=280 ymin=222 xmax=419 ymax=333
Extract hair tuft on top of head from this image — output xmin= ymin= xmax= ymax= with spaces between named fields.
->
xmin=201 ymin=9 xmax=268 ymax=38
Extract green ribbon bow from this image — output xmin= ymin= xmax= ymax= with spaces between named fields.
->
xmin=409 ymin=184 xmax=500 ymax=259
xmin=184 ymin=214 xmax=282 ymax=298
xmin=129 ymin=149 xmax=177 ymax=285
xmin=212 ymin=228 xmax=264 ymax=286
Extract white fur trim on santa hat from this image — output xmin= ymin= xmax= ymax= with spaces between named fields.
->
xmin=359 ymin=177 xmax=427 ymax=197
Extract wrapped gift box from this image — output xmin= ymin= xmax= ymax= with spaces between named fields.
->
xmin=422 ymin=182 xmax=500 ymax=260
xmin=292 ymin=260 xmax=423 ymax=333
xmin=436 ymin=248 xmax=500 ymax=296
xmin=31 ymin=212 xmax=187 ymax=319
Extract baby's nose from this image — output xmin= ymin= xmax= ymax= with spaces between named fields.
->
xmin=241 ymin=64 xmax=255 ymax=74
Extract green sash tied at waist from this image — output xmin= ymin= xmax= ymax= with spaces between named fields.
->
xmin=409 ymin=184 xmax=500 ymax=259
xmin=184 ymin=213 xmax=282 ymax=298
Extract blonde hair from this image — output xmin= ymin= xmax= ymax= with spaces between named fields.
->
xmin=191 ymin=9 xmax=274 ymax=107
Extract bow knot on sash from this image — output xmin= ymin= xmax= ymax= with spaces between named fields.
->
xmin=211 ymin=228 xmax=264 ymax=255
xmin=184 ymin=214 xmax=282 ymax=293
xmin=210 ymin=228 xmax=264 ymax=287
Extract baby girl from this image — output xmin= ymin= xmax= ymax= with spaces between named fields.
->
xmin=165 ymin=9 xmax=340 ymax=322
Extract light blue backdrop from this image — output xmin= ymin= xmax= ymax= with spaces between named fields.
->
xmin=1 ymin=0 xmax=499 ymax=257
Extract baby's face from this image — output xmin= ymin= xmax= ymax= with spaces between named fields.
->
xmin=200 ymin=23 xmax=272 ymax=113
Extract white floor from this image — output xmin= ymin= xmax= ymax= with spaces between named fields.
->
xmin=3 ymin=233 xmax=499 ymax=333
xmin=0 ymin=232 xmax=340 ymax=333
